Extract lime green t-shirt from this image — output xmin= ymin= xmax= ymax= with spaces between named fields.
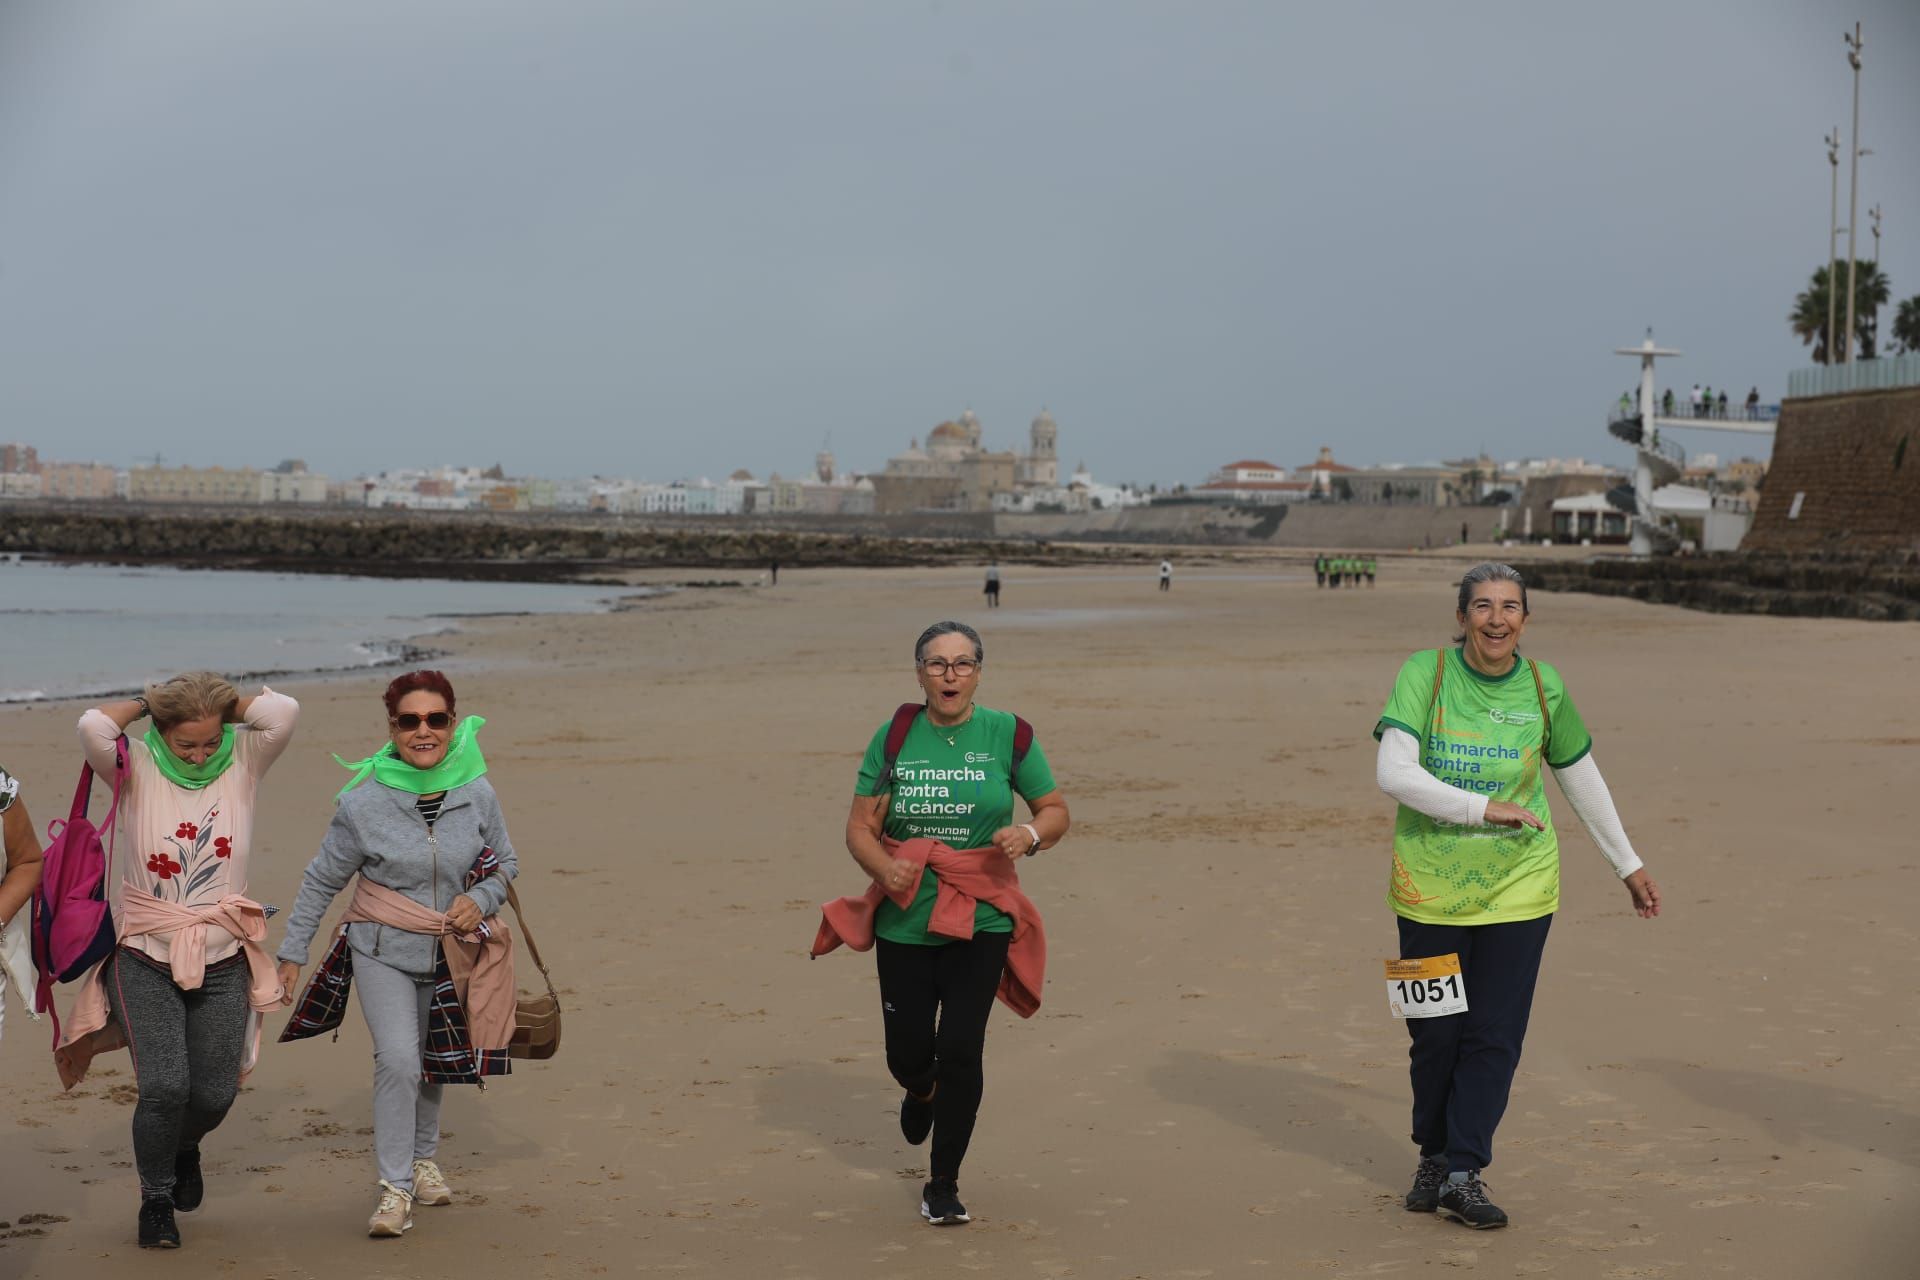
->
xmin=854 ymin=705 xmax=1057 ymax=945
xmin=1373 ymin=648 xmax=1593 ymax=924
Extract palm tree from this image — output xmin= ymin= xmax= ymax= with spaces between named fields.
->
xmin=1791 ymin=262 xmax=1894 ymax=362
xmin=1894 ymin=295 xmax=1920 ymax=356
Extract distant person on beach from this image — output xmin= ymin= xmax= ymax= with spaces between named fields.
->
xmin=816 ymin=621 xmax=1069 ymax=1226
xmin=1372 ymin=563 xmax=1659 ymax=1229
xmin=1702 ymin=385 xmax=1712 ymax=420
xmin=1315 ymin=554 xmax=1327 ymax=588
xmin=1717 ymin=390 xmax=1728 ymax=419
xmin=1159 ymin=560 xmax=1172 ymax=592
xmin=1745 ymin=387 xmax=1760 ymax=419
xmin=1460 ymin=521 xmax=1470 ymax=546
xmin=1366 ymin=555 xmax=1378 ymax=587
xmin=1330 ymin=557 xmax=1343 ymax=589
xmin=277 ymin=670 xmax=519 ymax=1240
xmin=983 ymin=562 xmax=1000 ymax=608
xmin=770 ymin=559 xmax=780 ymax=587
xmin=1690 ymin=384 xmax=1702 ymax=417
xmin=1617 ymin=392 xmax=1631 ymax=418
xmin=1662 ymin=388 xmax=1674 ymax=416
xmin=59 ymin=675 xmax=299 ymax=1250
xmin=0 ymin=763 xmax=43 ymax=1045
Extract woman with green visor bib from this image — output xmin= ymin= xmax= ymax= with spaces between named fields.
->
xmin=277 ymin=669 xmax=519 ymax=1240
xmin=1372 ymin=563 xmax=1659 ymax=1230
xmin=70 ymin=673 xmax=300 ymax=1250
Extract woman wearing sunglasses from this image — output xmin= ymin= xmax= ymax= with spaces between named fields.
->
xmin=820 ymin=621 xmax=1070 ymax=1227
xmin=276 ymin=669 xmax=519 ymax=1239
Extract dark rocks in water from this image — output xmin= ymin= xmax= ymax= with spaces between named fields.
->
xmin=0 ymin=507 xmax=1153 ymax=580
xmin=1511 ymin=550 xmax=1920 ymax=621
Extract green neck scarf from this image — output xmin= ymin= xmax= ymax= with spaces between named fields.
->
xmin=334 ymin=715 xmax=488 ymax=799
xmin=144 ymin=725 xmax=237 ymax=790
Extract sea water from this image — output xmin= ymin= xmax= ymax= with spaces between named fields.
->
xmin=0 ymin=558 xmax=642 ymax=702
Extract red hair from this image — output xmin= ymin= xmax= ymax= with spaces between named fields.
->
xmin=383 ymin=669 xmax=457 ymax=719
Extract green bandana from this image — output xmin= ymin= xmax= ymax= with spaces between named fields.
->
xmin=143 ymin=725 xmax=237 ymax=790
xmin=334 ymin=715 xmax=488 ymax=799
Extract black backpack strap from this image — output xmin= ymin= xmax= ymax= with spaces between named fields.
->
xmin=877 ymin=702 xmax=923 ymax=791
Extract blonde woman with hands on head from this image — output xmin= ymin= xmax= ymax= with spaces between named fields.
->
xmin=63 ymin=673 xmax=299 ymax=1250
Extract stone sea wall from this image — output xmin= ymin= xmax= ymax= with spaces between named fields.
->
xmin=1744 ymin=382 xmax=1920 ymax=552
xmin=1514 ymin=551 xmax=1920 ymax=621
xmin=0 ymin=506 xmax=1124 ymax=579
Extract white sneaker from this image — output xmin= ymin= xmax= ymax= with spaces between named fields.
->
xmin=412 ymin=1159 xmax=453 ymax=1207
xmin=368 ymin=1180 xmax=414 ymax=1237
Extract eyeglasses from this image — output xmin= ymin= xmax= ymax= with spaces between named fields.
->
xmin=391 ymin=712 xmax=454 ymax=731
xmin=918 ymin=658 xmax=980 ymax=678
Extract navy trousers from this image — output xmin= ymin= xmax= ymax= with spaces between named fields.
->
xmin=1397 ymin=913 xmax=1553 ymax=1173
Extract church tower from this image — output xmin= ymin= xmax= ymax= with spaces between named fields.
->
xmin=1025 ymin=408 xmax=1059 ymax=488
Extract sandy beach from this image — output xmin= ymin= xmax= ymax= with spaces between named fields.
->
xmin=0 ymin=556 xmax=1913 ymax=1279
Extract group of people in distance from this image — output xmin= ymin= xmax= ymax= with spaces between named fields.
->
xmin=3 ymin=668 xmax=517 ymax=1248
xmin=0 ymin=559 xmax=1658 ymax=1248
xmin=1641 ymin=384 xmax=1763 ymax=421
xmin=1316 ymin=552 xmax=1376 ymax=588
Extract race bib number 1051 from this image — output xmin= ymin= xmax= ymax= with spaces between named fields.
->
xmin=1385 ymin=954 xmax=1467 ymax=1019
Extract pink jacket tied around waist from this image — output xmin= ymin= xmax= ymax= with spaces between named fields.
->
xmin=339 ymin=876 xmax=518 ymax=1052
xmin=55 ymin=891 xmax=283 ymax=1090
xmin=812 ymin=837 xmax=1047 ymax=1018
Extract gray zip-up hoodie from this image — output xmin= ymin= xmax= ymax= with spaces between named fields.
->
xmin=278 ymin=776 xmax=519 ymax=978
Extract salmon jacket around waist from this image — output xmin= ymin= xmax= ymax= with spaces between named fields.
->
xmin=278 ymin=776 xmax=519 ymax=978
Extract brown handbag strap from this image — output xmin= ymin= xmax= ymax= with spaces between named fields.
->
xmin=1526 ymin=658 xmax=1553 ymax=747
xmin=502 ymin=881 xmax=558 ymax=998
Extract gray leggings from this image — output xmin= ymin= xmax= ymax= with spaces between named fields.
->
xmin=355 ymin=950 xmax=444 ymax=1192
xmin=107 ymin=947 xmax=251 ymax=1198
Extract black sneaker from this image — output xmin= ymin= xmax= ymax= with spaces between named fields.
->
xmin=138 ymin=1196 xmax=181 ymax=1249
xmin=1435 ymin=1172 xmax=1508 ymax=1229
xmin=899 ymin=1089 xmax=934 ymax=1146
xmin=173 ymin=1146 xmax=204 ymax=1213
xmin=920 ymin=1177 xmax=970 ymax=1225
xmin=1403 ymin=1155 xmax=1447 ymax=1213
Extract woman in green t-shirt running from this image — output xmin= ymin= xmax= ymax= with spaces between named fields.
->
xmin=1372 ymin=563 xmax=1659 ymax=1230
xmin=843 ymin=621 xmax=1070 ymax=1227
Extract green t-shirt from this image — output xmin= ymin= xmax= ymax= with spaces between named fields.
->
xmin=1373 ymin=648 xmax=1593 ymax=924
xmin=854 ymin=705 xmax=1057 ymax=945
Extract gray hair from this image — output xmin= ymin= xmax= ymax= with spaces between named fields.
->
xmin=1455 ymin=561 xmax=1530 ymax=629
xmin=914 ymin=620 xmax=984 ymax=664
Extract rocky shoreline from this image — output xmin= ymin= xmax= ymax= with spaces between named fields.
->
xmin=1513 ymin=550 xmax=1920 ymax=621
xmin=0 ymin=506 xmax=1155 ymax=582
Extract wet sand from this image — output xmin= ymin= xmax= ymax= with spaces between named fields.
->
xmin=0 ymin=558 xmax=1913 ymax=1278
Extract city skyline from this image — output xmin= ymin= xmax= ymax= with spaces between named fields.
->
xmin=2 ymin=3 xmax=1914 ymax=484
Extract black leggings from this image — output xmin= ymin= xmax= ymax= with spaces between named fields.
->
xmin=875 ymin=933 xmax=1011 ymax=1180
xmin=108 ymin=947 xmax=252 ymax=1197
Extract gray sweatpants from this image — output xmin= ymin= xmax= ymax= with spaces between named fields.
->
xmin=107 ymin=947 xmax=251 ymax=1198
xmin=355 ymin=950 xmax=444 ymax=1192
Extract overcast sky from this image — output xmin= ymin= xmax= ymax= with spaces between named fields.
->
xmin=3 ymin=1 xmax=1916 ymax=486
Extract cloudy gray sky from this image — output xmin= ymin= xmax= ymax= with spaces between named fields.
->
xmin=2 ymin=1 xmax=1916 ymax=486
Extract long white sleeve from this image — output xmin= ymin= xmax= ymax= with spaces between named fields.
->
xmin=1549 ymin=753 xmax=1643 ymax=879
xmin=1375 ymin=727 xmax=1489 ymax=827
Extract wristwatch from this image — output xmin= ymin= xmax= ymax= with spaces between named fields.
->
xmin=0 ymin=767 xmax=17 ymax=813
xmin=132 ymin=694 xmax=150 ymax=719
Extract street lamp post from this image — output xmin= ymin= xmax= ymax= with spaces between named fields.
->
xmin=1842 ymin=22 xmax=1864 ymax=363
xmin=1827 ymin=127 xmax=1842 ymax=365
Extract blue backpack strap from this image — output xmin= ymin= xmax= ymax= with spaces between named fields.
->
xmin=878 ymin=702 xmax=923 ymax=791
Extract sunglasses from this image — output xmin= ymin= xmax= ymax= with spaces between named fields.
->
xmin=391 ymin=712 xmax=454 ymax=731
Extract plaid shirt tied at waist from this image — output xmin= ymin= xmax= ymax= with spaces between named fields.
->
xmin=280 ymin=847 xmax=515 ymax=1085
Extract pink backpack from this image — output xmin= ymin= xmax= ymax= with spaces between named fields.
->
xmin=31 ymin=739 xmax=126 ymax=1046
